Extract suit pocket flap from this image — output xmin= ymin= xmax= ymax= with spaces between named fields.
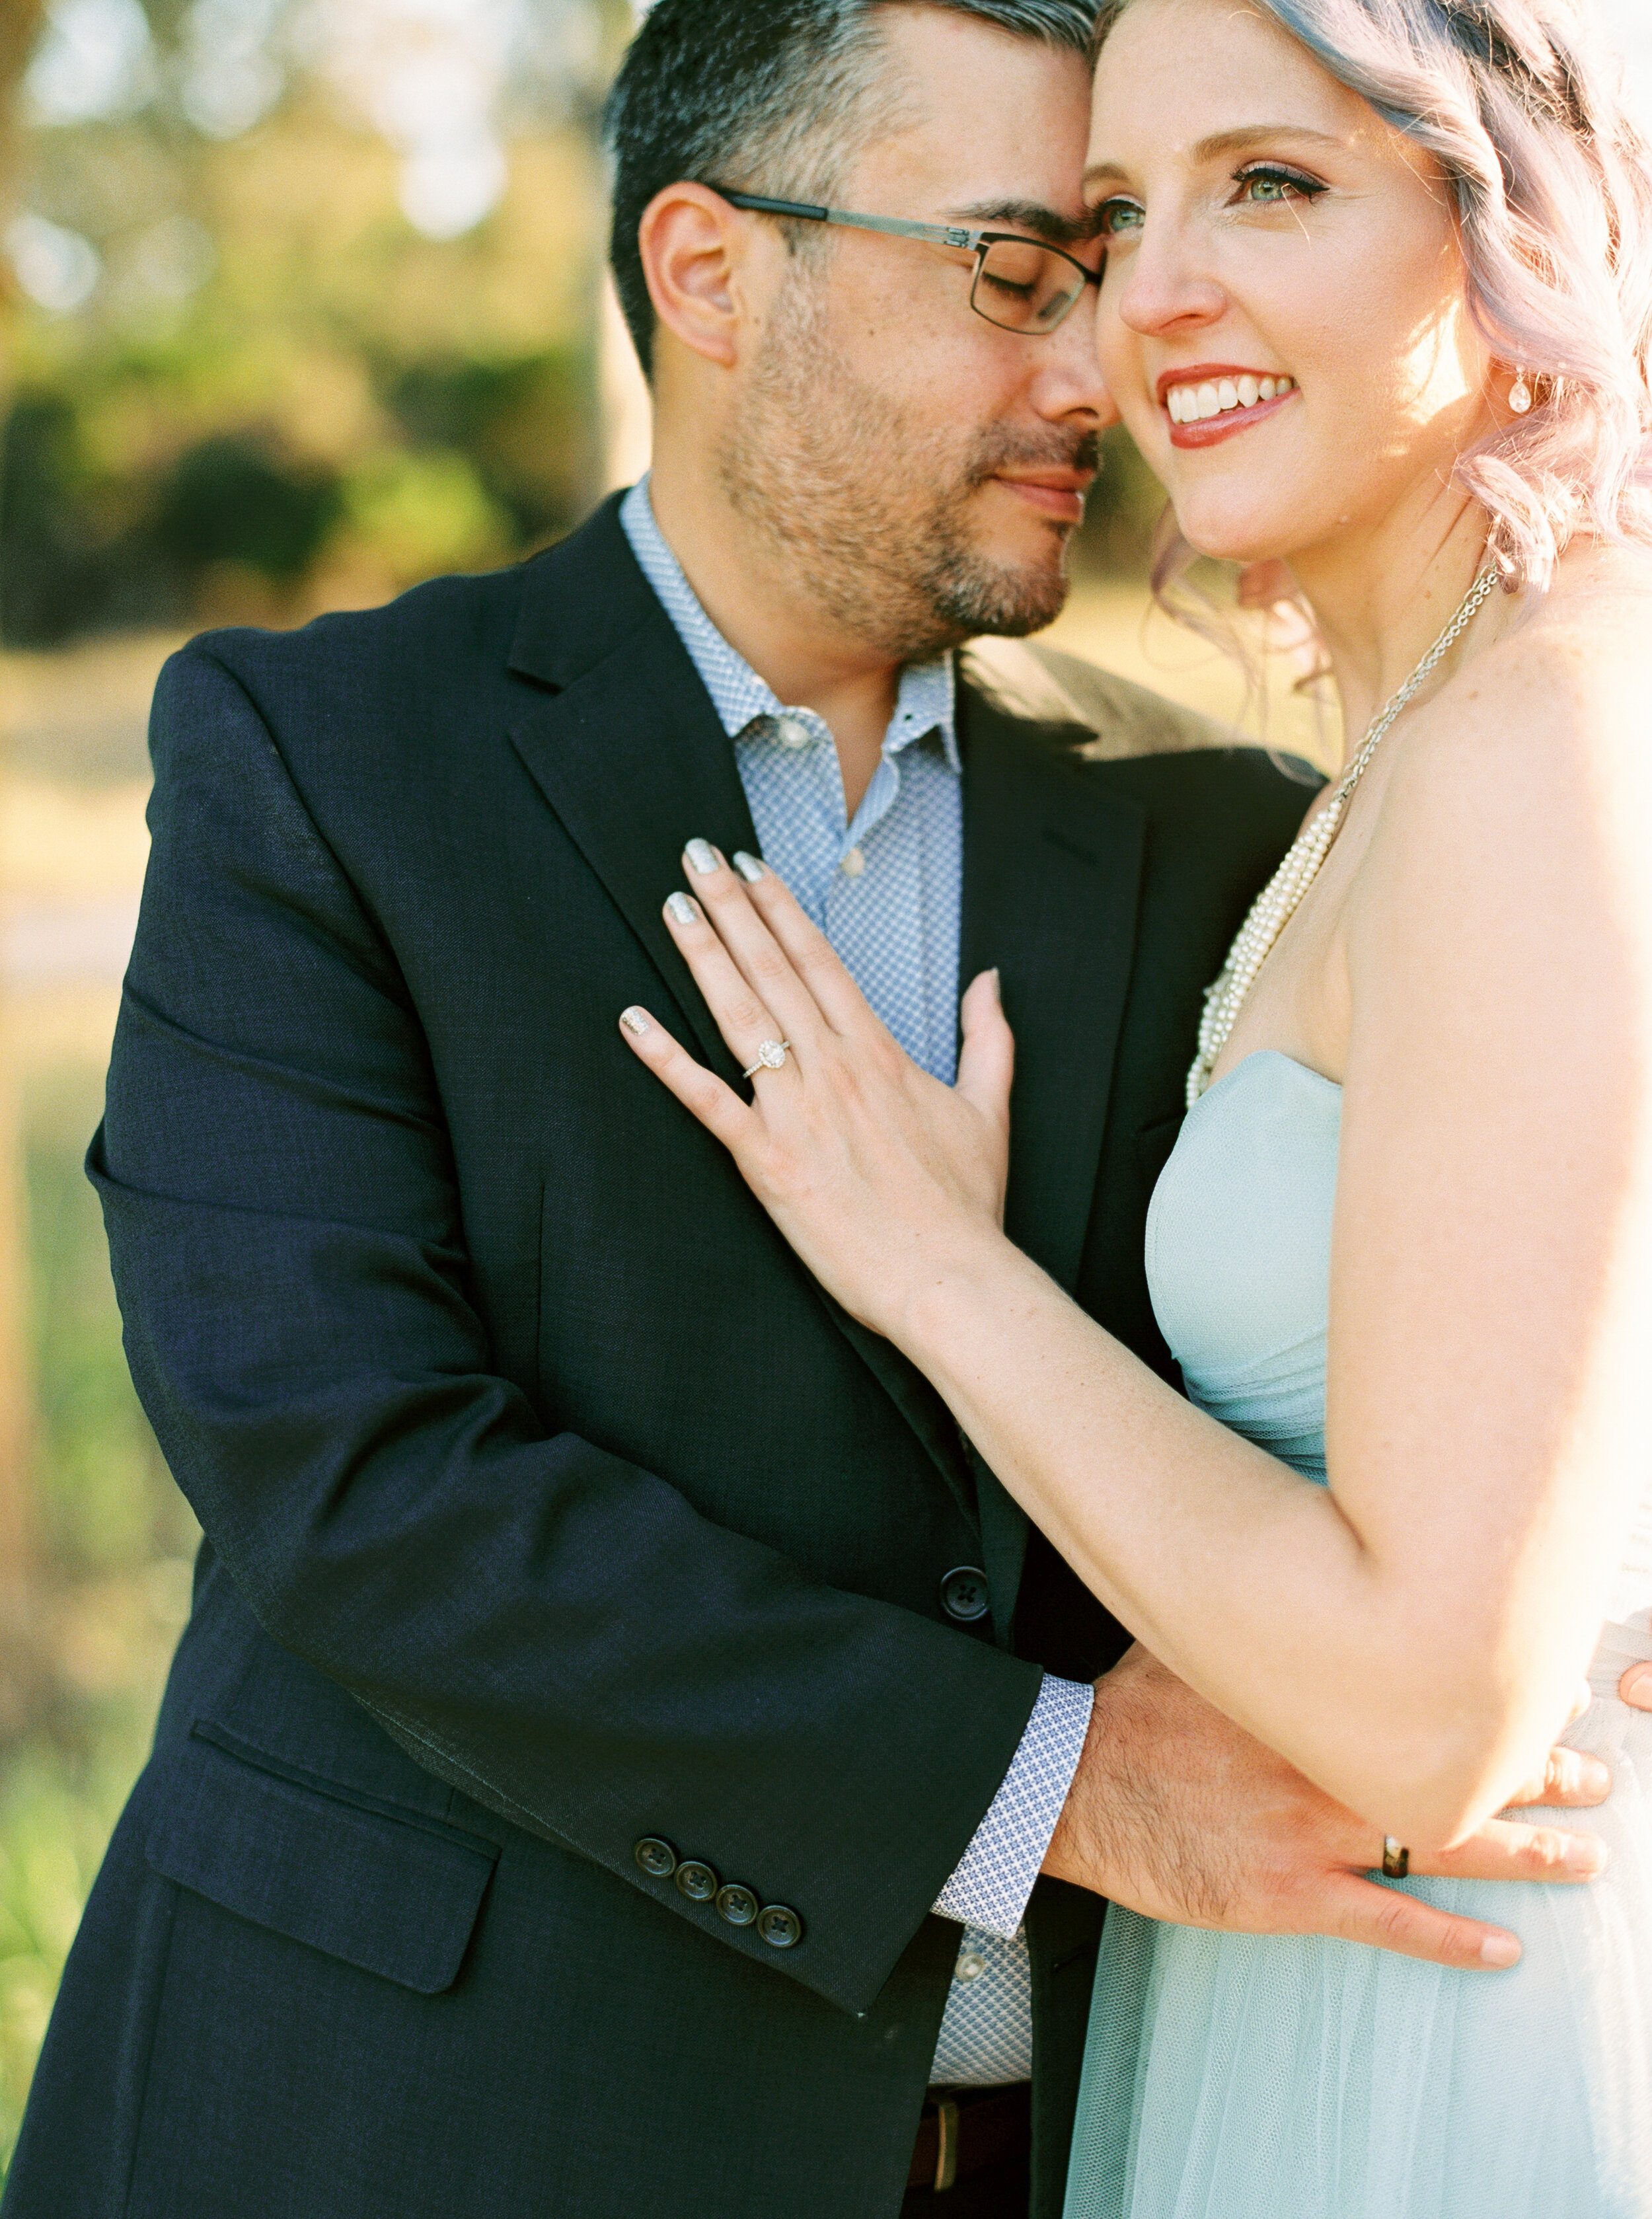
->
xmin=145 ymin=1725 xmax=499 ymax=1994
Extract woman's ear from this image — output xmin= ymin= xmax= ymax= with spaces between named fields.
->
xmin=638 ymin=184 xmax=750 ymax=370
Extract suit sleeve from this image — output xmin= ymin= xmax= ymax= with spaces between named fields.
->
xmin=95 ymin=643 xmax=1042 ymax=2016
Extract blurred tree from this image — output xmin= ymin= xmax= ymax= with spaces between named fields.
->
xmin=1 ymin=0 xmax=637 ymax=641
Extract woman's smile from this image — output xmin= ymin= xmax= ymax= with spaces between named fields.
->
xmin=1160 ymin=364 xmax=1298 ymax=445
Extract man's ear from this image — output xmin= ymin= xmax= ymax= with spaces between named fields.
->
xmin=638 ymin=183 xmax=758 ymax=371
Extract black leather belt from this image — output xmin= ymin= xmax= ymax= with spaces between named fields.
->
xmin=907 ymin=2083 xmax=1032 ymax=2192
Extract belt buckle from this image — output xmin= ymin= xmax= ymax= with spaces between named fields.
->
xmin=933 ymin=2095 xmax=959 ymax=2193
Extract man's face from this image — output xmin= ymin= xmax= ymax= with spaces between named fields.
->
xmin=719 ymin=4 xmax=1111 ymax=663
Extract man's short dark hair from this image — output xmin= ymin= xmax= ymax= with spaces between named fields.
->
xmin=603 ymin=0 xmax=1099 ymax=377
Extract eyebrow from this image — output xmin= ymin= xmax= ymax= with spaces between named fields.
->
xmin=948 ymin=197 xmax=1107 ymax=245
xmin=1083 ymin=124 xmax=1345 ymax=190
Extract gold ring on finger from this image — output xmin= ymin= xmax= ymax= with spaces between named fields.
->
xmin=1381 ymin=1836 xmax=1410 ymax=1879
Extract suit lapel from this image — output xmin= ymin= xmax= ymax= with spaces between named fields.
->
xmin=959 ymin=686 xmax=1147 ymax=1293
xmin=505 ymin=502 xmax=977 ymax=1526
xmin=957 ymin=685 xmax=1148 ymax=1637
xmin=506 ymin=504 xmax=757 ymax=1084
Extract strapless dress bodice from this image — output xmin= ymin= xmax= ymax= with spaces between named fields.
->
xmin=1146 ymin=1050 xmax=1339 ymax=1487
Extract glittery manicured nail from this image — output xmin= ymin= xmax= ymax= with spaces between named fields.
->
xmin=733 ymin=851 xmax=766 ymax=883
xmin=685 ymin=839 xmax=718 ymax=875
xmin=620 ymin=1008 xmax=652 ymax=1037
xmin=666 ymin=892 xmax=697 ymax=925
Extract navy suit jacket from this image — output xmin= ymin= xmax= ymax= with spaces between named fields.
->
xmin=5 ymin=498 xmax=1307 ymax=2219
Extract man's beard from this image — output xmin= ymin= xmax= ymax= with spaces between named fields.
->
xmin=717 ymin=278 xmax=1098 ymax=665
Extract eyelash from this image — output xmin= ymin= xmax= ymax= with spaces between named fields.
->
xmin=1231 ymin=162 xmax=1328 ymax=207
xmin=1094 ymin=163 xmax=1328 ymax=237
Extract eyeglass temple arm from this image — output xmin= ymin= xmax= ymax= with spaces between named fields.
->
xmin=712 ymin=189 xmax=981 ymax=252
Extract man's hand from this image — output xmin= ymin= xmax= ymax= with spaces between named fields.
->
xmin=1622 ymin=1664 xmax=1652 ymax=1711
xmin=1043 ymin=1645 xmax=1610 ymax=1971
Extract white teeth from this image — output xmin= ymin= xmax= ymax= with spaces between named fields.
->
xmin=1164 ymin=373 xmax=1295 ymax=424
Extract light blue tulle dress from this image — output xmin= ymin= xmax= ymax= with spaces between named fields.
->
xmin=1064 ymin=1051 xmax=1652 ymax=2219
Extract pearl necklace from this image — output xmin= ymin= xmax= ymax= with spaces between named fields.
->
xmin=1186 ymin=562 xmax=1501 ymax=1108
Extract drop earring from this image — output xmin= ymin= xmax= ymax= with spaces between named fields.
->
xmin=1509 ymin=367 xmax=1534 ymax=415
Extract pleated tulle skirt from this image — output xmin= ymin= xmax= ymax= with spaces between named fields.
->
xmin=1064 ymin=1630 xmax=1652 ymax=2219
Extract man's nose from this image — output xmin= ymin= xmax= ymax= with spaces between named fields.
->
xmin=1030 ymin=288 xmax=1121 ymax=428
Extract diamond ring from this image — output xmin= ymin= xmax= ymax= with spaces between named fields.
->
xmin=741 ymin=1039 xmax=791 ymax=1080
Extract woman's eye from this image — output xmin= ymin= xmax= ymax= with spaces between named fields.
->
xmin=1232 ymin=165 xmax=1326 ymax=208
xmin=1096 ymin=198 xmax=1145 ymax=238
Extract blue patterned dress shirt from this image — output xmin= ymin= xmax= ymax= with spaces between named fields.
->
xmin=620 ymin=479 xmax=1094 ymax=2087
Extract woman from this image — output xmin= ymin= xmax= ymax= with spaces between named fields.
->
xmin=618 ymin=0 xmax=1652 ymax=2208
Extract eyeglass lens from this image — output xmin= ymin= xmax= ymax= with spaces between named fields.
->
xmin=970 ymin=238 xmax=1087 ymax=334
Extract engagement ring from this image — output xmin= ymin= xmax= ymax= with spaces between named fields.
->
xmin=741 ymin=1040 xmax=791 ymax=1079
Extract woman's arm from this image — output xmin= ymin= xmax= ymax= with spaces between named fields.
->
xmin=622 ymin=647 xmax=1652 ymax=1848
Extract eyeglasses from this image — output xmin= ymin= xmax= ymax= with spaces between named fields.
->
xmin=706 ymin=186 xmax=1102 ymax=336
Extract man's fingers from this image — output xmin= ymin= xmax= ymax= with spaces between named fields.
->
xmin=1621 ymin=1663 xmax=1652 ymax=1711
xmin=617 ymin=1006 xmax=758 ymax=1152
xmin=1319 ymin=1873 xmax=1521 ymax=1971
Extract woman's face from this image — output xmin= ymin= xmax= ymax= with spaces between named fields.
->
xmin=1086 ymin=0 xmax=1497 ymax=568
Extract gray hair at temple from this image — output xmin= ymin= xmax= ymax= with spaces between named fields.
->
xmin=603 ymin=0 xmax=1100 ymax=378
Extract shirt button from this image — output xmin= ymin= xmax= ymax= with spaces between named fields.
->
xmin=774 ymin=716 xmax=811 ymax=749
xmin=954 ymin=1949 xmax=987 ymax=1984
xmin=840 ymin=847 xmax=866 ymax=878
xmin=940 ymin=1566 xmax=990 ymax=1623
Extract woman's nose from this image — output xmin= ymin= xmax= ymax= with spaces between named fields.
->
xmin=1114 ymin=231 xmax=1226 ymax=338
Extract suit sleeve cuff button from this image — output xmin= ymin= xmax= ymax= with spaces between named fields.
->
xmin=757 ymin=1904 xmax=804 ymax=1949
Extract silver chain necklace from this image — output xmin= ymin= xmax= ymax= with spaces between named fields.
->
xmin=1187 ymin=561 xmax=1500 ymax=1108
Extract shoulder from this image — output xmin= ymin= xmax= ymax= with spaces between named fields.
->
xmin=960 ymin=635 xmax=1319 ymax=843
xmin=962 ymin=636 xmax=1231 ymax=759
xmin=1387 ymin=554 xmax=1652 ymax=833
xmin=1359 ymin=558 xmax=1652 ymax=1003
xmin=147 ymin=562 xmax=540 ymax=821
xmin=167 ymin=562 xmax=529 ymax=727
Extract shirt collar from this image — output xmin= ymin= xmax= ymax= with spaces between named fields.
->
xmin=620 ymin=476 xmax=959 ymax=773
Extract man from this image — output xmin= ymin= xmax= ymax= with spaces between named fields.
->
xmin=5 ymin=5 xmax=1616 ymax=2217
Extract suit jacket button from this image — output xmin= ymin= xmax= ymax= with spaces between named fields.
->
xmin=634 ymin=1836 xmax=678 ymax=1879
xmin=757 ymin=1904 xmax=803 ymax=1949
xmin=675 ymin=1859 xmax=718 ymax=1902
xmin=716 ymin=1883 xmax=759 ymax=1927
xmin=940 ymin=1566 xmax=990 ymax=1622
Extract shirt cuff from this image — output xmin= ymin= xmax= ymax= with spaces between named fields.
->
xmin=930 ymin=1673 xmax=1094 ymax=1939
